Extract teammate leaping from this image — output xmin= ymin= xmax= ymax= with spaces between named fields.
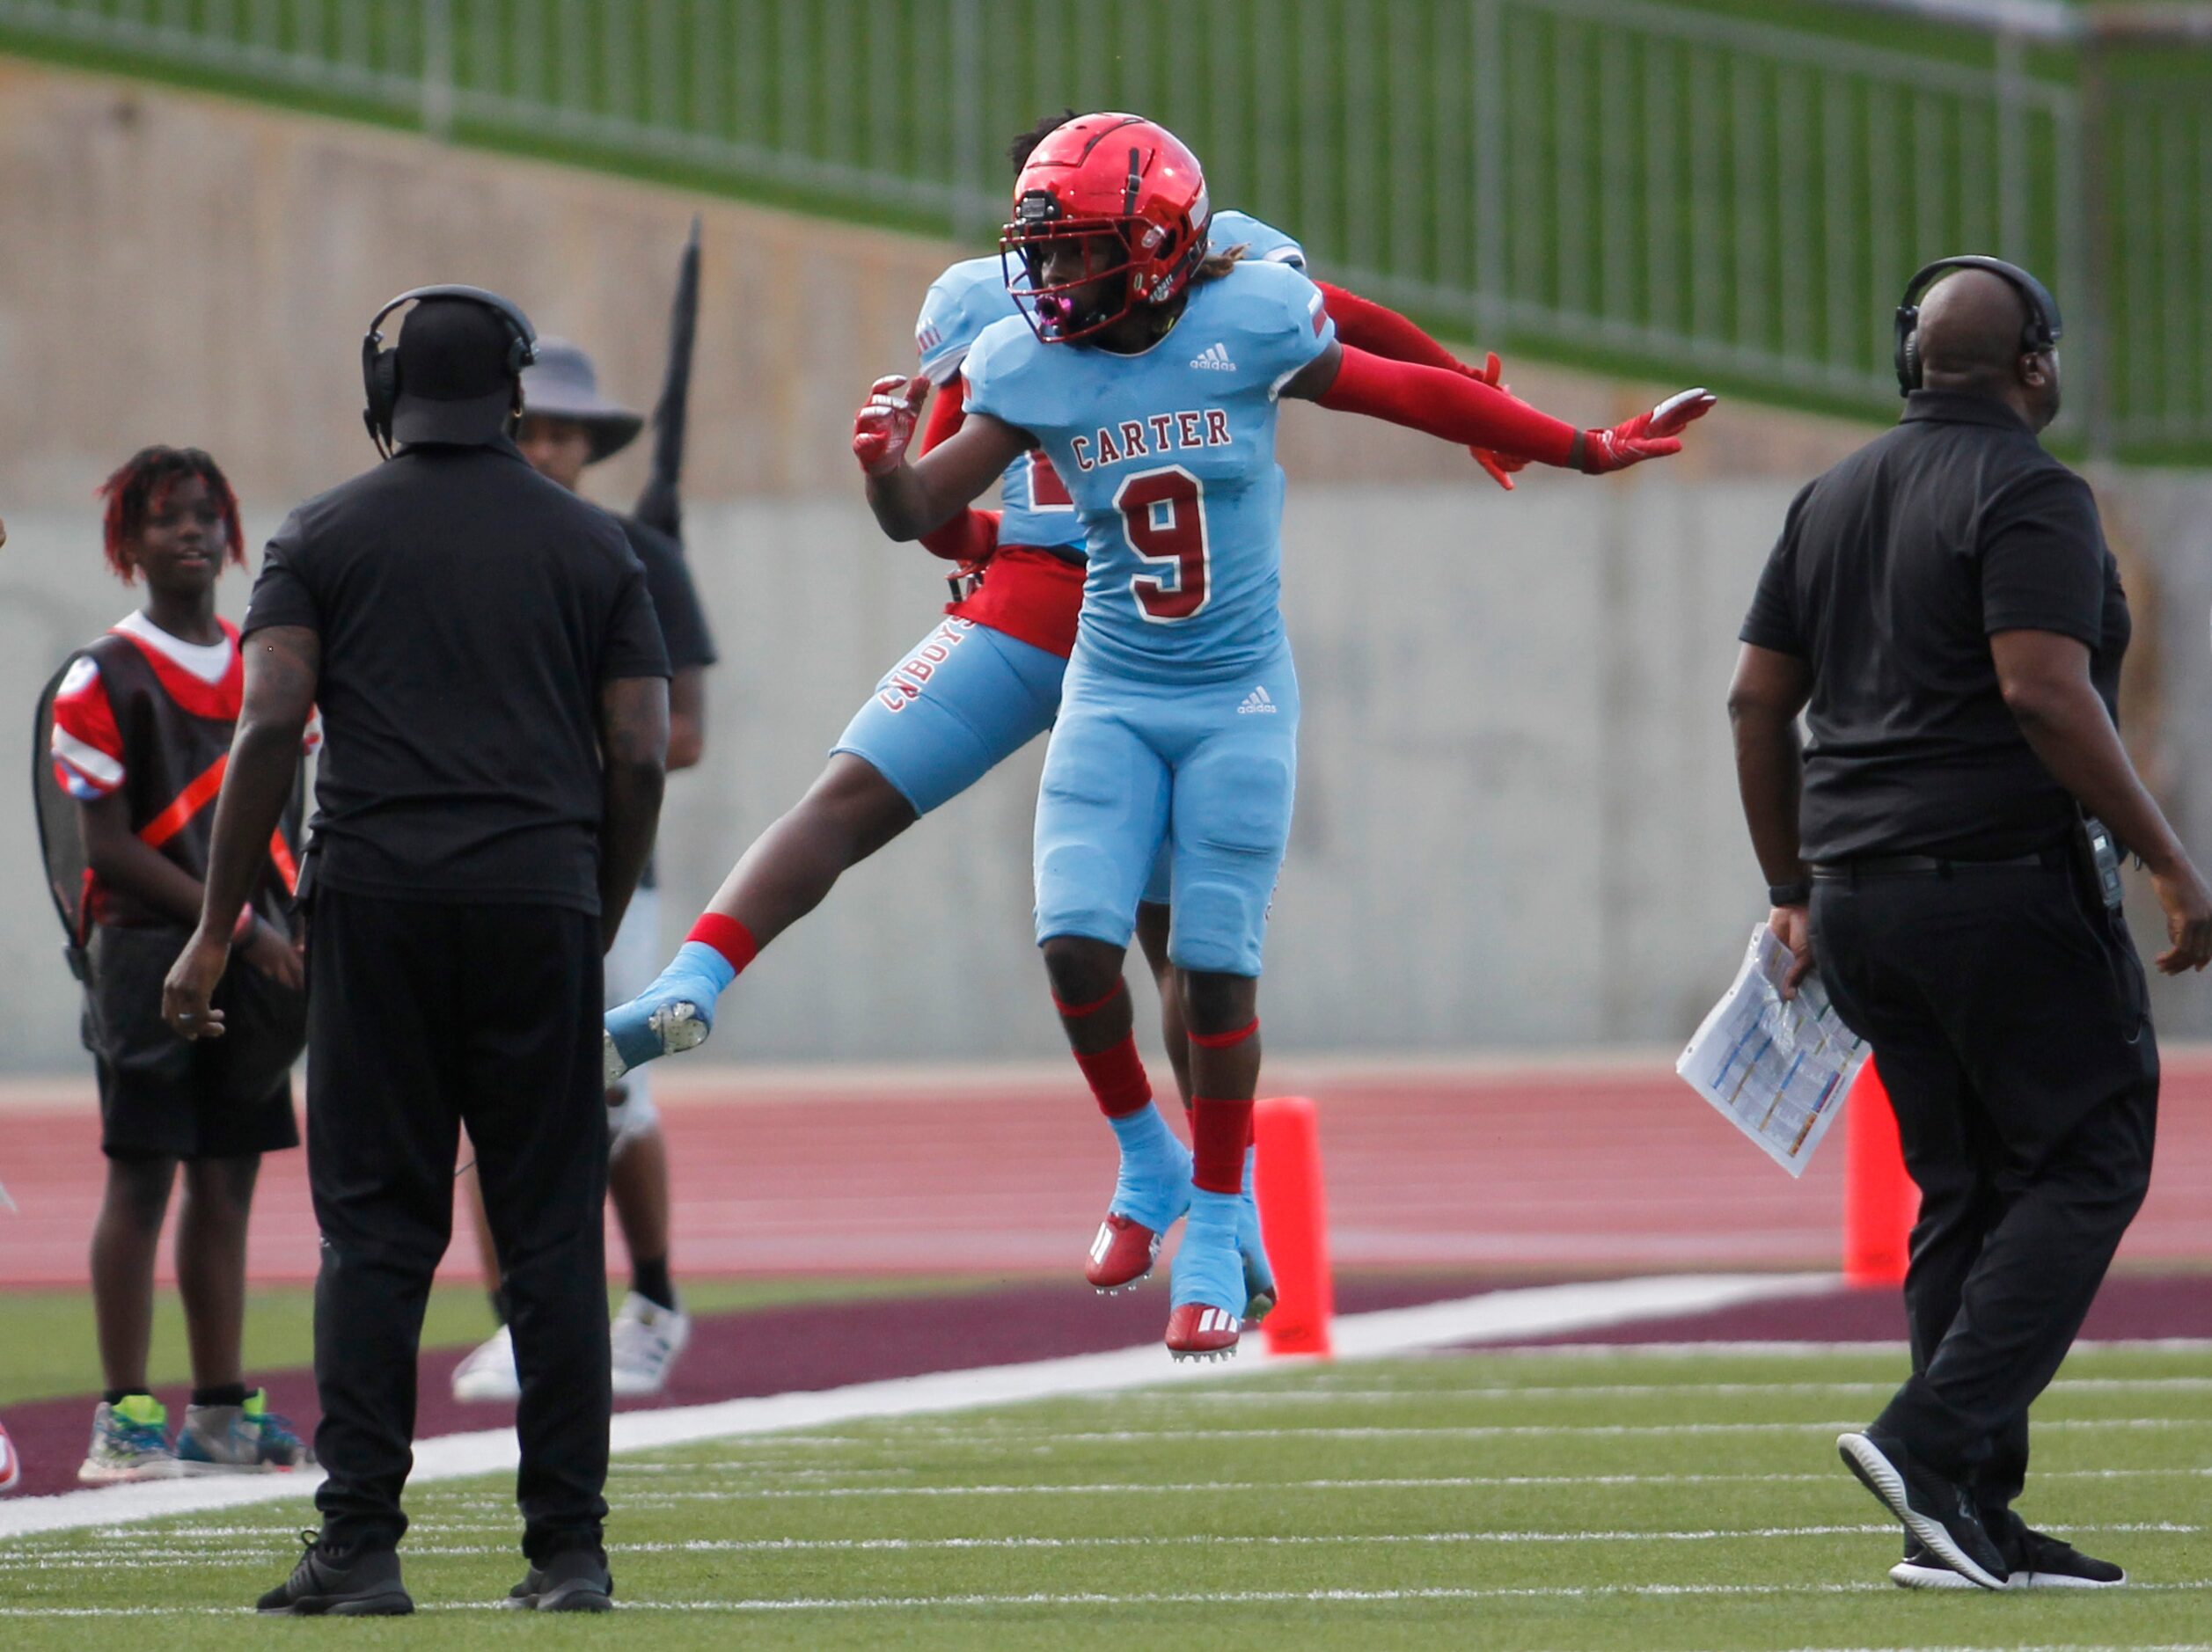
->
xmin=853 ymin=113 xmax=1711 ymax=1359
xmin=605 ymin=114 xmax=1526 ymax=1312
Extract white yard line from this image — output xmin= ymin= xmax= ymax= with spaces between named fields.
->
xmin=5 ymin=1581 xmax=2212 ymax=1618
xmin=0 ymin=1271 xmax=1819 ymax=1539
xmin=626 ymin=1417 xmax=2204 ymax=1446
xmin=1150 ymin=1375 xmax=2212 ymax=1402
xmin=6 ymin=1521 xmax=2198 ymax=1568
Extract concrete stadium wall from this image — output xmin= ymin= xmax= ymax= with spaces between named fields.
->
xmin=9 ymin=466 xmax=2210 ymax=1072
xmin=3 ymin=57 xmax=2208 ymax=1071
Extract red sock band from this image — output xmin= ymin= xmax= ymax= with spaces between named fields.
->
xmin=1190 ymin=1096 xmax=1256 ymax=1194
xmin=685 ymin=913 xmax=758 ymax=976
xmin=1051 ymin=981 xmax=1125 ymax=1019
xmin=1189 ymin=1018 xmax=1259 ymax=1049
xmin=1073 ymin=1033 xmax=1153 ymax=1119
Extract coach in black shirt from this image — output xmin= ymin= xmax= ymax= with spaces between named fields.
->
xmin=1731 ymin=261 xmax=2210 ymax=1590
xmin=164 ymin=290 xmax=669 ymax=1614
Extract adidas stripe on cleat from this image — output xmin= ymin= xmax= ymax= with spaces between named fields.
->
xmin=1167 ymin=1187 xmax=1246 ymax=1359
xmin=1087 ymin=1212 xmax=1167 ymax=1293
xmin=1166 ymin=1304 xmax=1242 ymax=1360
xmin=1086 ymin=1115 xmax=1192 ymax=1292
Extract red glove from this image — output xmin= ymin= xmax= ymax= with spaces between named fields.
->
xmin=1460 ymin=353 xmax=1527 ymax=492
xmin=1578 ymin=389 xmax=1717 ymax=474
xmin=853 ymin=375 xmax=928 ymax=476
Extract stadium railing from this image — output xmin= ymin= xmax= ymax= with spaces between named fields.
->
xmin=0 ymin=0 xmax=2205 ymax=460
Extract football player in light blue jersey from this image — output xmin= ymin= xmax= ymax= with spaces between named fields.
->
xmin=606 ymin=118 xmax=1531 ymax=1328
xmin=858 ymin=113 xmax=1713 ymax=1359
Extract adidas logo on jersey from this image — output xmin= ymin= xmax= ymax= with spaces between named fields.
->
xmin=1190 ymin=342 xmax=1236 ymax=371
xmin=1237 ymin=686 xmax=1278 ymax=715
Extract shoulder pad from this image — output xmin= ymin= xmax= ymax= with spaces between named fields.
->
xmin=1220 ymin=259 xmax=1326 ymax=338
xmin=917 ymin=258 xmax=1019 ymax=384
xmin=1211 ymin=209 xmax=1307 ymax=271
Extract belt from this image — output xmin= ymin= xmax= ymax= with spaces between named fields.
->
xmin=1811 ymin=846 xmax=2067 ymax=881
xmin=1001 ymin=541 xmax=1087 ymax=568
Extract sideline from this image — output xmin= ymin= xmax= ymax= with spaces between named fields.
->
xmin=0 ymin=1271 xmax=1822 ymax=1539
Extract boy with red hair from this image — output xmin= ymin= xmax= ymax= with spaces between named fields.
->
xmin=49 ymin=447 xmax=317 ymax=1480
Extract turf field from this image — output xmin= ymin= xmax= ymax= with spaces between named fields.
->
xmin=3 ymin=1341 xmax=2205 ymax=1650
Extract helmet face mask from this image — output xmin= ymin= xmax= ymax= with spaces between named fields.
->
xmin=999 ymin=113 xmax=1212 ymax=346
xmin=1001 ymin=215 xmax=1142 ymax=343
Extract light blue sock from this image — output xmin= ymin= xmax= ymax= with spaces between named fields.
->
xmin=1171 ymin=1188 xmax=1246 ymax=1312
xmin=1107 ymin=1101 xmax=1176 ymax=1166
xmin=1238 ymin=1145 xmax=1276 ymax=1308
xmin=1103 ymin=1103 xmax=1192 ymax=1232
xmin=605 ymin=941 xmax=737 ymax=1071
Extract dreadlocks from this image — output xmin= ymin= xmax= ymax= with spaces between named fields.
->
xmin=1008 ymin=109 xmax=1080 ymax=172
xmin=98 ymin=446 xmax=244 ymax=584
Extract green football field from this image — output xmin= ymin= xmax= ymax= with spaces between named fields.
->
xmin=4 ymin=1341 xmax=2206 ymax=1650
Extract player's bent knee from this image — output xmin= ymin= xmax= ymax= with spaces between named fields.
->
xmin=808 ymin=755 xmax=919 ymax=838
xmin=1041 ymin=933 xmax=1126 ymax=1002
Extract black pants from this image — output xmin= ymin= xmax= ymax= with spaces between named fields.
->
xmin=305 ymin=888 xmax=610 ymax=1560
xmin=1813 ymin=861 xmax=2157 ymax=1499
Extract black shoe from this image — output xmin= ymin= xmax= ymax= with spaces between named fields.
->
xmin=1839 ymin=1431 xmax=2009 ymax=1590
xmin=2006 ymin=1522 xmax=2127 ymax=1588
xmin=508 ymin=1546 xmax=614 ymax=1612
xmin=255 ymin=1530 xmax=413 ymax=1615
xmin=1893 ymin=1524 xmax=2127 ymax=1590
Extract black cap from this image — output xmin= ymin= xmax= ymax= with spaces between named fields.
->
xmin=392 ymin=298 xmax=521 ymax=447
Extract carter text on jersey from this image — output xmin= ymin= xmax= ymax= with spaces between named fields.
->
xmin=1068 ymin=409 xmax=1233 ymax=473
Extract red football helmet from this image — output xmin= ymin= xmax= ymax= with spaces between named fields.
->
xmin=1000 ymin=113 xmax=1212 ymax=343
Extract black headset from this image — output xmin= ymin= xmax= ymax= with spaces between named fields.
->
xmin=1893 ymin=255 xmax=2061 ymax=398
xmin=361 ymin=284 xmax=538 ymax=457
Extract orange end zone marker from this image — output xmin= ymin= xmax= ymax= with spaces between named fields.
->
xmin=1254 ymin=1094 xmax=1335 ymax=1357
xmin=1842 ymin=1059 xmax=1918 ymax=1288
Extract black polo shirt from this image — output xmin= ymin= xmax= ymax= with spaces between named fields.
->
xmin=616 ymin=514 xmax=716 ymax=675
xmin=244 ymin=437 xmax=670 ymax=913
xmin=1740 ymin=391 xmax=2128 ymax=863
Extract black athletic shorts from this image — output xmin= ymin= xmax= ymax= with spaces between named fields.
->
xmin=84 ymin=923 xmax=303 ymax=1162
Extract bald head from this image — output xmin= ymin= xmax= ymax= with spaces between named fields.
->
xmin=1913 ymin=267 xmax=2060 ymax=429
xmin=1916 ymin=269 xmax=2033 ymax=384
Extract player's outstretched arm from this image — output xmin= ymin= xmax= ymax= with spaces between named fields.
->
xmin=1286 ymin=341 xmax=1714 ymax=473
xmin=1310 ymin=282 xmax=1520 ymax=489
xmin=854 ymin=374 xmax=1029 ymax=541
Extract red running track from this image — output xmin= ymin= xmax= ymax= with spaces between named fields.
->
xmin=2 ymin=1051 xmax=2209 ymax=1287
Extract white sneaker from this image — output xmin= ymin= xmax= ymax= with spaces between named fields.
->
xmin=0 ymin=1418 xmax=22 ymax=1493
xmin=610 ymin=1291 xmax=691 ymax=1397
xmin=450 ymin=1324 xmax=521 ymax=1402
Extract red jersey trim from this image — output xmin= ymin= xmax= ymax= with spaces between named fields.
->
xmin=948 ymin=545 xmax=1084 ymax=660
xmin=111 ymin=618 xmax=244 ymax=723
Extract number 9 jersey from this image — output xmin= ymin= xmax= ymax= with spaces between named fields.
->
xmin=961 ymin=258 xmax=1337 ymax=686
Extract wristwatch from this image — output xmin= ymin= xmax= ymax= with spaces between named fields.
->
xmin=1767 ymin=881 xmax=1813 ymax=908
